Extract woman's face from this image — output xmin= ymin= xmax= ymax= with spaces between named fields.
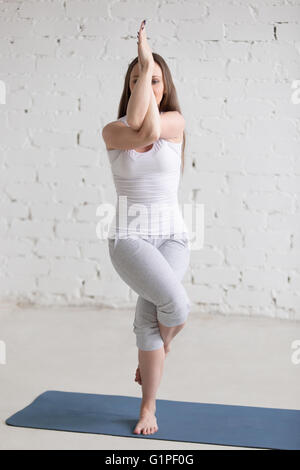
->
xmin=129 ymin=62 xmax=165 ymax=106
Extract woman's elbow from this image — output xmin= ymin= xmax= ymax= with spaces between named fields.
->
xmin=126 ymin=117 xmax=141 ymax=131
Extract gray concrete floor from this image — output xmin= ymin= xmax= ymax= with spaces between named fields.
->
xmin=0 ymin=303 xmax=299 ymax=450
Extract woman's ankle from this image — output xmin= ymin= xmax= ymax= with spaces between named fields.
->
xmin=140 ymin=398 xmax=156 ymax=415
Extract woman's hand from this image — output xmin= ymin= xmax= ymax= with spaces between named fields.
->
xmin=137 ymin=20 xmax=154 ymax=72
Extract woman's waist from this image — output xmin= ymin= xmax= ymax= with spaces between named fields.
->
xmin=113 ymin=174 xmax=180 ymax=197
xmin=115 ymin=194 xmax=180 ymax=208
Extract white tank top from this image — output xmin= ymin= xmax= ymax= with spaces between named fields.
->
xmin=106 ymin=113 xmax=189 ymax=241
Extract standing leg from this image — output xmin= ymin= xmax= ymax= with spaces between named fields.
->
xmin=108 ymin=236 xmax=190 ymax=435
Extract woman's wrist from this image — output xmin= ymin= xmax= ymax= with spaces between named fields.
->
xmin=126 ymin=67 xmax=152 ymax=129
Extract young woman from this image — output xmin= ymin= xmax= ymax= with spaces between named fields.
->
xmin=102 ymin=20 xmax=191 ymax=436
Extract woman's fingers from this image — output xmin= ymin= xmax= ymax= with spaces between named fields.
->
xmin=138 ymin=20 xmax=146 ymax=36
xmin=137 ymin=20 xmax=147 ymax=45
xmin=137 ymin=28 xmax=146 ymax=45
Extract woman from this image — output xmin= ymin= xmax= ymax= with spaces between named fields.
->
xmin=102 ymin=19 xmax=191 ymax=436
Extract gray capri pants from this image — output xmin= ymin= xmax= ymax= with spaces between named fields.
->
xmin=108 ymin=234 xmax=191 ymax=351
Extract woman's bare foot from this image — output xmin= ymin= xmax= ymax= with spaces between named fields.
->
xmin=133 ymin=408 xmax=159 ymax=435
xmin=135 ymin=344 xmax=170 ymax=386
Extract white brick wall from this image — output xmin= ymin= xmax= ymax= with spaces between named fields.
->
xmin=0 ymin=0 xmax=299 ymax=320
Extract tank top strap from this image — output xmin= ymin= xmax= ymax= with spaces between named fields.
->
xmin=118 ymin=116 xmax=130 ymax=126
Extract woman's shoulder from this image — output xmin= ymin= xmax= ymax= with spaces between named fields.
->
xmin=159 ymin=111 xmax=183 ymax=144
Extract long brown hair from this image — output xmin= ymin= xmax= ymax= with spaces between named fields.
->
xmin=117 ymin=53 xmax=186 ymax=174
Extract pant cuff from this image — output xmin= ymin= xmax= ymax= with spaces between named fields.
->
xmin=157 ymin=310 xmax=189 ymax=327
xmin=136 ymin=335 xmax=164 ymax=351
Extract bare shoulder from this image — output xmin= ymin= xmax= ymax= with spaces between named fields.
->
xmin=160 ymin=111 xmax=185 ymax=143
xmin=165 ymin=132 xmax=184 ymax=144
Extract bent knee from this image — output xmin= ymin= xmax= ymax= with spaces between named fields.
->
xmin=157 ymin=291 xmax=190 ymax=327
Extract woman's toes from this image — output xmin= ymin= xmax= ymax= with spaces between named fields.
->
xmin=135 ymin=366 xmax=142 ymax=385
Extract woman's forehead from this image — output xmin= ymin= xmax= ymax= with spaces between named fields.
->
xmin=131 ymin=63 xmax=162 ymax=78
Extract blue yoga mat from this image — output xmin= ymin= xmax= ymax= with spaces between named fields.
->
xmin=5 ymin=390 xmax=300 ymax=449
